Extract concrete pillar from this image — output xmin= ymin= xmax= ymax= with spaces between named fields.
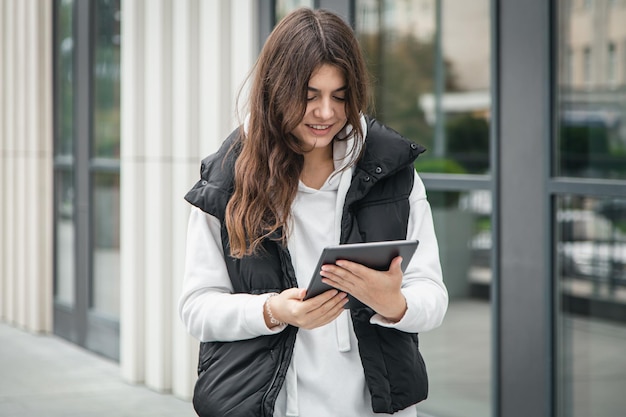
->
xmin=25 ymin=0 xmax=53 ymax=333
xmin=0 ymin=0 xmax=4 ymax=323
xmin=120 ymin=0 xmax=258 ymax=398
xmin=170 ymin=0 xmax=200 ymax=399
xmin=0 ymin=0 xmax=53 ymax=333
xmin=2 ymin=0 xmax=18 ymax=325
xmin=119 ymin=0 xmax=147 ymax=386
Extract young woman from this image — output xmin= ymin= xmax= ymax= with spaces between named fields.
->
xmin=180 ymin=8 xmax=448 ymax=417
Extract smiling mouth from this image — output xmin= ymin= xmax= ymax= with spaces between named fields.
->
xmin=308 ymin=124 xmax=332 ymax=130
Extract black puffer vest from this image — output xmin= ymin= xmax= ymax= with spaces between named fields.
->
xmin=184 ymin=117 xmax=428 ymax=416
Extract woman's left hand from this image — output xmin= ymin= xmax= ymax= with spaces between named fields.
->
xmin=319 ymin=256 xmax=407 ymax=322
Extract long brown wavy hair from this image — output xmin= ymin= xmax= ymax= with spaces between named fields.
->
xmin=226 ymin=8 xmax=370 ymax=257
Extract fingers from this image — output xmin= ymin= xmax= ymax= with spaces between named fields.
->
xmin=319 ymin=261 xmax=363 ymax=294
xmin=299 ymin=291 xmax=348 ymax=330
xmin=282 ymin=287 xmax=307 ymax=301
xmin=274 ymin=288 xmax=348 ymax=330
xmin=389 ymin=256 xmax=403 ymax=272
xmin=318 ymin=256 xmax=405 ymax=316
xmin=332 ymin=256 xmax=403 ymax=275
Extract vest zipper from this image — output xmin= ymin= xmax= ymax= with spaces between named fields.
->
xmin=261 ymin=357 xmax=282 ymax=417
xmin=261 ymin=329 xmax=296 ymax=417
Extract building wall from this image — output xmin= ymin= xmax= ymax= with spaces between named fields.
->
xmin=119 ymin=0 xmax=258 ymax=398
xmin=0 ymin=0 xmax=258 ymax=400
xmin=568 ymin=0 xmax=626 ymax=87
xmin=0 ymin=0 xmax=54 ymax=334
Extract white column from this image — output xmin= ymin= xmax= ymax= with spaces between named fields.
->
xmin=34 ymin=0 xmax=54 ymax=332
xmin=15 ymin=0 xmax=27 ymax=327
xmin=2 ymin=0 xmax=17 ymax=323
xmin=0 ymin=0 xmax=6 ymax=323
xmin=142 ymin=0 xmax=174 ymax=393
xmin=25 ymin=0 xmax=52 ymax=332
xmin=230 ymin=0 xmax=258 ymax=120
xmin=198 ymin=0 xmax=229 ymax=153
xmin=0 ymin=1 xmax=9 ymax=320
xmin=120 ymin=0 xmax=146 ymax=385
xmin=23 ymin=0 xmax=34 ymax=330
xmin=170 ymin=0 xmax=201 ymax=400
xmin=119 ymin=0 xmax=259 ymax=398
xmin=0 ymin=0 xmax=53 ymax=332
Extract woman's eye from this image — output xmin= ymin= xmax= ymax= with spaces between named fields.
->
xmin=306 ymin=95 xmax=345 ymax=102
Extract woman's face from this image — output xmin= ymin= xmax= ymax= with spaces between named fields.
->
xmin=290 ymin=64 xmax=348 ymax=152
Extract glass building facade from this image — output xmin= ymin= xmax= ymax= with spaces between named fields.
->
xmin=353 ymin=1 xmax=493 ymax=415
xmin=555 ymin=1 xmax=626 ymax=416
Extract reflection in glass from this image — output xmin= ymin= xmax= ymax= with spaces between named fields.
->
xmin=556 ymin=195 xmax=626 ymax=417
xmin=556 ymin=0 xmax=626 ymax=179
xmin=275 ymin=0 xmax=313 ymax=22
xmin=90 ymin=0 xmax=122 ymax=320
xmin=54 ymin=0 xmax=75 ymax=307
xmin=356 ymin=0 xmax=491 ymax=175
xmin=93 ymin=0 xmax=121 ymax=159
xmin=54 ymin=0 xmax=74 ymax=158
xmin=418 ymin=190 xmax=492 ymax=417
xmin=354 ymin=3 xmax=492 ymax=415
xmin=583 ymin=47 xmax=592 ymax=85
xmin=55 ymin=170 xmax=75 ymax=307
xmin=91 ymin=173 xmax=120 ymax=318
xmin=607 ymin=43 xmax=616 ymax=85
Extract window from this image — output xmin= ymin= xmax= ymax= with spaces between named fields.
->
xmin=54 ymin=0 xmax=76 ymax=309
xmin=607 ymin=43 xmax=617 ymax=85
xmin=275 ymin=0 xmax=314 ymax=21
xmin=53 ymin=0 xmax=122 ymax=360
xmin=355 ymin=1 xmax=493 ymax=416
xmin=556 ymin=3 xmax=626 ymax=416
xmin=565 ymin=47 xmax=574 ymax=85
xmin=583 ymin=46 xmax=592 ymax=86
xmin=91 ymin=0 xmax=121 ymax=320
xmin=555 ymin=196 xmax=626 ymax=417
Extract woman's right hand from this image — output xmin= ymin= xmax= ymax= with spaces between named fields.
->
xmin=264 ymin=288 xmax=348 ymax=330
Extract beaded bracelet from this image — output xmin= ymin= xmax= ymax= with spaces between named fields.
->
xmin=265 ymin=293 xmax=284 ymax=326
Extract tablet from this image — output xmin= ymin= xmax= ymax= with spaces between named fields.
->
xmin=303 ymin=239 xmax=419 ymax=309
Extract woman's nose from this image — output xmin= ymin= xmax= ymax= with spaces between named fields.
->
xmin=314 ymin=98 xmax=334 ymax=119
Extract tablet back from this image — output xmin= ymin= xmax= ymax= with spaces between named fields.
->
xmin=305 ymin=239 xmax=419 ymax=309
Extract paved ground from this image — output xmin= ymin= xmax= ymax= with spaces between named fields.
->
xmin=0 ymin=323 xmax=196 ymax=417
xmin=2 ymin=301 xmax=625 ymax=417
xmin=417 ymin=300 xmax=626 ymax=417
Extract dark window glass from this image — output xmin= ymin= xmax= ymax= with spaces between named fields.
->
xmin=355 ymin=3 xmax=492 ymax=416
xmin=93 ymin=0 xmax=121 ymax=159
xmin=356 ymin=0 xmax=491 ymax=175
xmin=54 ymin=0 xmax=75 ymax=158
xmin=556 ymin=195 xmax=626 ymax=417
xmin=91 ymin=172 xmax=120 ymax=318
xmin=90 ymin=0 xmax=121 ymax=321
xmin=53 ymin=0 xmax=122 ymax=358
xmin=275 ymin=0 xmax=314 ymax=21
xmin=556 ymin=1 xmax=626 ymax=179
xmin=54 ymin=0 xmax=75 ymax=307
xmin=54 ymin=169 xmax=75 ymax=307
xmin=418 ymin=189 xmax=492 ymax=417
